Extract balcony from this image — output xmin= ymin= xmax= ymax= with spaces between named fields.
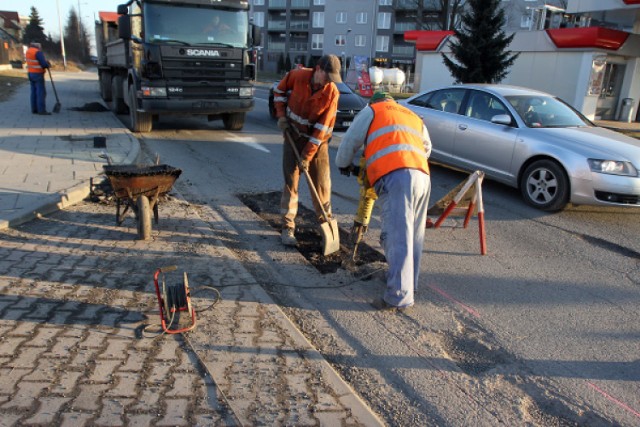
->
xmin=289 ymin=42 xmax=309 ymax=51
xmin=291 ymin=0 xmax=310 ymax=8
xmin=268 ymin=21 xmax=288 ymax=31
xmin=269 ymin=0 xmax=287 ymax=8
xmin=268 ymin=41 xmax=286 ymax=51
xmin=392 ymin=45 xmax=415 ymax=56
xmin=395 ymin=22 xmax=418 ymax=32
xmin=290 ymin=20 xmax=310 ymax=30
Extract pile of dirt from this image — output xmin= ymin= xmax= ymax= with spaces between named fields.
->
xmin=239 ymin=191 xmax=385 ymax=274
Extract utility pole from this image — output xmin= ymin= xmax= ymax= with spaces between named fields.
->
xmin=56 ymin=0 xmax=67 ymax=70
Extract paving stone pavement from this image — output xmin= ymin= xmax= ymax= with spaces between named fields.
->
xmin=0 ymin=70 xmax=382 ymax=426
xmin=0 ymin=196 xmax=382 ymax=426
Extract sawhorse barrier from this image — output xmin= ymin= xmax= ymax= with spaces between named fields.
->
xmin=426 ymin=170 xmax=487 ymax=255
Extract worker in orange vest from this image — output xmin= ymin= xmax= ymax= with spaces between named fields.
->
xmin=273 ymin=55 xmax=341 ymax=247
xmin=25 ymin=42 xmax=51 ymax=115
xmin=336 ymin=92 xmax=432 ymax=311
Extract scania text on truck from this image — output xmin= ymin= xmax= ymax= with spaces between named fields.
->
xmin=96 ymin=0 xmax=261 ymax=132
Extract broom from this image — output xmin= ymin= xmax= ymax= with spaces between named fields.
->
xmin=47 ymin=68 xmax=61 ymax=113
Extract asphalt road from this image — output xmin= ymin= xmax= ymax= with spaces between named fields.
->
xmin=116 ymin=88 xmax=640 ymax=426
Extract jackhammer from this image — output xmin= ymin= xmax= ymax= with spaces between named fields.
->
xmin=341 ymin=157 xmax=377 ymax=262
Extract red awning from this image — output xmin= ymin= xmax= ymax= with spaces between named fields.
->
xmin=404 ymin=30 xmax=455 ymax=51
xmin=546 ymin=27 xmax=629 ymax=50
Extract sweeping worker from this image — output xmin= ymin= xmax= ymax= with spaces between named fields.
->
xmin=273 ymin=54 xmax=341 ymax=247
xmin=25 ymin=42 xmax=51 ymax=115
xmin=335 ymin=92 xmax=432 ymax=311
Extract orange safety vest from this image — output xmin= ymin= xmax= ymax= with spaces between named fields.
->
xmin=364 ymin=100 xmax=430 ymax=185
xmin=274 ymin=68 xmax=339 ymax=159
xmin=26 ymin=47 xmax=45 ymax=74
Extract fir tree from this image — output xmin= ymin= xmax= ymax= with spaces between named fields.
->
xmin=23 ymin=7 xmax=48 ymax=46
xmin=441 ymin=0 xmax=519 ymax=83
xmin=63 ymin=7 xmax=90 ymax=63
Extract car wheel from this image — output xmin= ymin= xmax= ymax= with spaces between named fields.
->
xmin=268 ymin=95 xmax=276 ymax=119
xmin=520 ymin=159 xmax=569 ymax=212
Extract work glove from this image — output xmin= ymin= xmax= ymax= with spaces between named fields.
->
xmin=299 ymin=159 xmax=309 ymax=172
xmin=339 ymin=167 xmax=351 ymax=177
xmin=277 ymin=117 xmax=290 ymax=131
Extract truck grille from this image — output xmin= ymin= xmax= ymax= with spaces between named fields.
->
xmin=158 ymin=45 xmax=246 ymax=97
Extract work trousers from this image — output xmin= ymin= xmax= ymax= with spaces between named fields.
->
xmin=28 ymin=72 xmax=47 ymax=114
xmin=374 ymin=168 xmax=431 ymax=308
xmin=281 ymin=137 xmax=331 ymax=231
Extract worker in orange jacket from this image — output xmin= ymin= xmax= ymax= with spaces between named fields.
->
xmin=273 ymin=55 xmax=341 ymax=247
xmin=336 ymin=92 xmax=432 ymax=311
xmin=25 ymin=42 xmax=51 ymax=115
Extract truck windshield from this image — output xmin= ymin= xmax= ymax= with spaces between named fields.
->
xmin=144 ymin=3 xmax=248 ymax=48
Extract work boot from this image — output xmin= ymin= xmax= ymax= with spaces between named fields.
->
xmin=281 ymin=228 xmax=297 ymax=247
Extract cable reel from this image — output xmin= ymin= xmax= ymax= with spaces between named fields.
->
xmin=153 ymin=266 xmax=197 ymax=334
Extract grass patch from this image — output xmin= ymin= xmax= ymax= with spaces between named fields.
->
xmin=0 ymin=69 xmax=28 ymax=102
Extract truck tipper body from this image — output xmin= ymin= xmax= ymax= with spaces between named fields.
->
xmin=96 ymin=0 xmax=260 ymax=132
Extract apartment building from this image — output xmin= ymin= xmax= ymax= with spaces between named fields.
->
xmin=250 ymin=0 xmax=570 ymax=75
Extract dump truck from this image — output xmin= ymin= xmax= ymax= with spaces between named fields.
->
xmin=96 ymin=0 xmax=261 ymax=132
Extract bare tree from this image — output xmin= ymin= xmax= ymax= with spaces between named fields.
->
xmin=393 ymin=0 xmax=466 ymax=31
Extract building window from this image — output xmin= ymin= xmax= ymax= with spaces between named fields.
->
xmin=378 ymin=12 xmax=391 ymax=29
xmin=313 ymin=0 xmax=325 ymax=4
xmin=376 ymin=35 xmax=389 ymax=52
xmin=379 ymin=0 xmax=392 ymax=5
xmin=336 ymin=11 xmax=347 ymax=24
xmin=252 ymin=12 xmax=264 ymax=27
xmin=521 ymin=12 xmax=532 ymax=28
xmin=335 ymin=35 xmax=346 ymax=46
xmin=355 ymin=34 xmax=366 ymax=47
xmin=253 ymin=0 xmax=264 ymax=5
xmin=312 ymin=33 xmax=324 ymax=50
xmin=356 ymin=12 xmax=367 ymax=24
xmin=313 ymin=12 xmax=324 ymax=28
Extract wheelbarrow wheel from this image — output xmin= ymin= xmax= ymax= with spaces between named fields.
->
xmin=136 ymin=195 xmax=152 ymax=240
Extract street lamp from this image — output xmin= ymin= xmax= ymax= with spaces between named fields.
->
xmin=343 ymin=28 xmax=352 ymax=79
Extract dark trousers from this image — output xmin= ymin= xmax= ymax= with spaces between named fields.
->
xmin=28 ymin=72 xmax=47 ymax=113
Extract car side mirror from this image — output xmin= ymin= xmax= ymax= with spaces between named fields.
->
xmin=491 ymin=114 xmax=512 ymax=126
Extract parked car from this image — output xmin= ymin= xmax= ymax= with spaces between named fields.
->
xmin=399 ymin=84 xmax=640 ymax=211
xmin=268 ymin=81 xmax=367 ymax=130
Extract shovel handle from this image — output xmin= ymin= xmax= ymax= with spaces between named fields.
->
xmin=283 ymin=129 xmax=331 ymax=224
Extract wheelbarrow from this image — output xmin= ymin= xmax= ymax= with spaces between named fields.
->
xmin=103 ymin=164 xmax=182 ymax=240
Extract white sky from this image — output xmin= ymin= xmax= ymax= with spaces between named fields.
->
xmin=12 ymin=0 xmax=124 ymax=39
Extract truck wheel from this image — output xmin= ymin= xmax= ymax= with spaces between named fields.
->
xmin=111 ymin=75 xmax=127 ymax=114
xmin=223 ymin=112 xmax=245 ymax=130
xmin=100 ymin=71 xmax=112 ymax=101
xmin=128 ymin=86 xmax=152 ymax=132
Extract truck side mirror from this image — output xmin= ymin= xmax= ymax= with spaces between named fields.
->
xmin=118 ymin=15 xmax=132 ymax=40
xmin=117 ymin=4 xmax=128 ymax=15
xmin=251 ymin=25 xmax=261 ymax=46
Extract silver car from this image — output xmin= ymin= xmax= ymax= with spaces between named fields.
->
xmin=400 ymin=84 xmax=640 ymax=211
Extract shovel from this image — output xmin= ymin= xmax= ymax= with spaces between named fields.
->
xmin=47 ymin=68 xmax=61 ymax=113
xmin=284 ymin=129 xmax=340 ymax=256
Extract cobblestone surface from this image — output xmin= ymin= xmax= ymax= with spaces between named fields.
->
xmin=0 ymin=197 xmax=381 ymax=426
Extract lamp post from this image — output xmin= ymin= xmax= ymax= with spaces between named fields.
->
xmin=56 ymin=0 xmax=67 ymax=70
xmin=343 ymin=28 xmax=351 ymax=79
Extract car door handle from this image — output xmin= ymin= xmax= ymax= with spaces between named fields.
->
xmin=458 ymin=124 xmax=468 ymax=131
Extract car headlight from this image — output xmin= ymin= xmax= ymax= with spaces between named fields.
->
xmin=587 ymin=159 xmax=638 ymax=176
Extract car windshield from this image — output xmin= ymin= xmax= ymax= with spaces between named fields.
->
xmin=505 ymin=95 xmax=590 ymax=128
xmin=144 ymin=3 xmax=248 ymax=48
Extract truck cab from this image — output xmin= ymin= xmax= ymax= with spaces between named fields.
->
xmin=96 ymin=0 xmax=261 ymax=132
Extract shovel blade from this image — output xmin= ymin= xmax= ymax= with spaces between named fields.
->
xmin=319 ymin=220 xmax=340 ymax=256
xmin=53 ymin=103 xmax=61 ymax=113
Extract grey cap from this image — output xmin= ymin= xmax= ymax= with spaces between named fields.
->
xmin=317 ymin=54 xmax=342 ymax=83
